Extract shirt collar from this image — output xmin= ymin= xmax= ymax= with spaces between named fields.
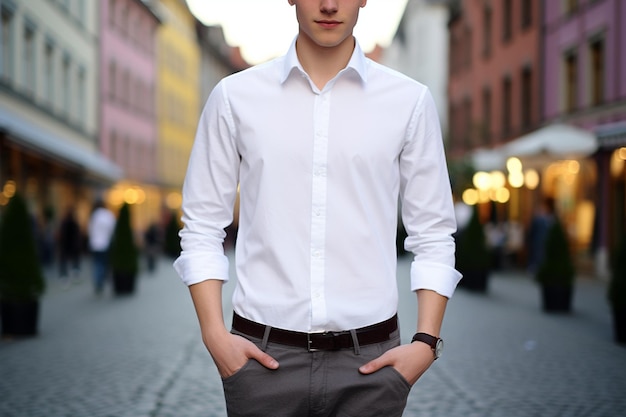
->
xmin=280 ymin=36 xmax=369 ymax=85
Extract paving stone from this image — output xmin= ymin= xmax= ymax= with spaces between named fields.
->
xmin=1 ymin=257 xmax=625 ymax=416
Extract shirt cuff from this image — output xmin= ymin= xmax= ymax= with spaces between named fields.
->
xmin=410 ymin=261 xmax=463 ymax=298
xmin=173 ymin=252 xmax=230 ymax=286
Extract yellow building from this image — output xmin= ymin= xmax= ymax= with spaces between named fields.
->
xmin=153 ymin=0 xmax=200 ymax=219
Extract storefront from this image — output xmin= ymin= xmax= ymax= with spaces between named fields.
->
xmin=465 ymin=123 xmax=598 ymax=271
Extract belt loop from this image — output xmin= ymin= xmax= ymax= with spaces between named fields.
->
xmin=261 ymin=325 xmax=272 ymax=351
xmin=350 ymin=329 xmax=361 ymax=355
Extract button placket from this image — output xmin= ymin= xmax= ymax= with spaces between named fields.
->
xmin=309 ymin=89 xmax=331 ymax=329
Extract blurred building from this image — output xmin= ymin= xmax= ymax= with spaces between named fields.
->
xmin=0 ymin=0 xmax=120 ymax=232
xmin=195 ymin=23 xmax=249 ymax=106
xmin=542 ymin=0 xmax=626 ymax=277
xmin=383 ymin=0 xmax=451 ymax=138
xmin=99 ymin=0 xmax=161 ymax=238
xmin=146 ymin=0 xmax=201 ymax=225
xmin=447 ymin=0 xmax=544 ymax=244
xmin=447 ymin=0 xmax=626 ymax=276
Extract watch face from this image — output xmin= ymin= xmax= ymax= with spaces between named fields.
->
xmin=435 ymin=339 xmax=444 ymax=358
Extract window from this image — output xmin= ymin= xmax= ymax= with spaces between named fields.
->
xmin=482 ymin=88 xmax=491 ymax=143
xmin=503 ymin=0 xmax=512 ymax=42
xmin=1 ymin=4 xmax=15 ymax=82
xmin=483 ymin=6 xmax=492 ymax=58
xmin=109 ymin=0 xmax=116 ymax=27
xmin=464 ymin=27 xmax=472 ymax=68
xmin=502 ymin=77 xmax=512 ymax=136
xmin=44 ymin=40 xmax=54 ymax=106
xmin=521 ymin=67 xmax=532 ymax=129
xmin=62 ymin=54 xmax=71 ymax=116
xmin=521 ymin=0 xmax=532 ymax=29
xmin=109 ymin=60 xmax=116 ymax=99
xmin=565 ymin=0 xmax=578 ymax=15
xmin=77 ymin=67 xmax=86 ymax=125
xmin=590 ymin=38 xmax=605 ymax=106
xmin=22 ymin=21 xmax=36 ymax=96
xmin=565 ymin=52 xmax=577 ymax=113
xmin=121 ymin=68 xmax=129 ymax=105
xmin=464 ymin=97 xmax=472 ymax=149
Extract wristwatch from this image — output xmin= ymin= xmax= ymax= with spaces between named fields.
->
xmin=411 ymin=332 xmax=443 ymax=360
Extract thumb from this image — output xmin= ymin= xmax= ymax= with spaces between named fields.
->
xmin=248 ymin=346 xmax=279 ymax=370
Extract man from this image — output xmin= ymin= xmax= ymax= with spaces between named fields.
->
xmin=174 ymin=1 xmax=462 ymax=415
xmin=88 ymin=200 xmax=116 ymax=295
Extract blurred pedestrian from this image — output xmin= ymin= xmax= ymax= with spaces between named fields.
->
xmin=58 ymin=206 xmax=82 ymax=283
xmin=88 ymin=200 xmax=116 ymax=295
xmin=174 ymin=1 xmax=462 ymax=416
xmin=144 ymin=222 xmax=161 ymax=274
xmin=527 ymin=197 xmax=556 ymax=273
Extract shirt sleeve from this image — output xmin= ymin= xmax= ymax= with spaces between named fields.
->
xmin=399 ymin=88 xmax=463 ymax=298
xmin=173 ymin=80 xmax=240 ymax=286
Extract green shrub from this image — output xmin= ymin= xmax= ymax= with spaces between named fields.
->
xmin=608 ymin=232 xmax=626 ymax=309
xmin=164 ymin=212 xmax=181 ymax=258
xmin=0 ymin=193 xmax=45 ymax=301
xmin=455 ymin=206 xmax=491 ymax=272
xmin=109 ymin=203 xmax=139 ymax=275
xmin=535 ymin=219 xmax=575 ymax=286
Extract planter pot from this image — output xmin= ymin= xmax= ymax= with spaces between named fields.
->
xmin=112 ymin=271 xmax=137 ymax=295
xmin=612 ymin=307 xmax=626 ymax=344
xmin=1 ymin=299 xmax=40 ymax=337
xmin=458 ymin=269 xmax=489 ymax=292
xmin=541 ymin=285 xmax=573 ymax=313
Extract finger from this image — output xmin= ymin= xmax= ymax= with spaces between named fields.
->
xmin=358 ymin=355 xmax=390 ymax=375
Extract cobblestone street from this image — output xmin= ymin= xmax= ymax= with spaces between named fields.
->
xmin=1 ymin=255 xmax=625 ymax=417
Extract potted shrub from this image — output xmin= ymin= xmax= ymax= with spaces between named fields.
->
xmin=109 ymin=203 xmax=139 ymax=295
xmin=164 ymin=211 xmax=182 ymax=259
xmin=535 ymin=218 xmax=575 ymax=313
xmin=455 ymin=205 xmax=491 ymax=292
xmin=608 ymin=232 xmax=626 ymax=344
xmin=0 ymin=193 xmax=46 ymax=336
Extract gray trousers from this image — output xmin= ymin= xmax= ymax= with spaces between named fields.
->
xmin=223 ymin=328 xmax=410 ymax=417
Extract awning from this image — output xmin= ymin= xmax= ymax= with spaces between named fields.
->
xmin=502 ymin=123 xmax=598 ymax=168
xmin=0 ymin=107 xmax=123 ymax=183
xmin=470 ymin=147 xmax=507 ymax=171
xmin=595 ymin=121 xmax=626 ymax=149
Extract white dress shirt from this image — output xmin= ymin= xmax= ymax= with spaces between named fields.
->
xmin=88 ymin=207 xmax=116 ymax=252
xmin=174 ymin=39 xmax=462 ymax=332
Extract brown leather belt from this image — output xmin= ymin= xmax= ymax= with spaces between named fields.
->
xmin=232 ymin=313 xmax=398 ymax=352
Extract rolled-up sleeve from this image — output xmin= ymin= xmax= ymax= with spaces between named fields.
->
xmin=173 ymin=80 xmax=240 ymax=286
xmin=399 ymin=88 xmax=463 ymax=298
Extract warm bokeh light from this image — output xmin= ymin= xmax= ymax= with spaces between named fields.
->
xmin=490 ymin=171 xmax=506 ymax=188
xmin=472 ymin=171 xmax=492 ymax=190
xmin=567 ymin=160 xmax=580 ymax=174
xmin=508 ymin=171 xmax=524 ymax=188
xmin=166 ymin=192 xmax=183 ymax=210
xmin=3 ymin=180 xmax=16 ymax=198
xmin=506 ymin=157 xmax=523 ymax=173
xmin=462 ymin=188 xmax=479 ymax=205
xmin=494 ymin=187 xmax=510 ymax=203
xmin=611 ymin=149 xmax=625 ymax=178
xmin=524 ymin=169 xmax=540 ymax=190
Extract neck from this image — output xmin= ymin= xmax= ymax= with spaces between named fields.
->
xmin=295 ymin=35 xmax=355 ymax=90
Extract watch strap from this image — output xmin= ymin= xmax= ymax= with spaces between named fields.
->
xmin=411 ymin=332 xmax=438 ymax=349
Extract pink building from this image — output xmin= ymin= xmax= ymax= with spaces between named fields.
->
xmin=99 ymin=0 xmax=161 ymax=231
xmin=543 ymin=0 xmax=626 ymax=276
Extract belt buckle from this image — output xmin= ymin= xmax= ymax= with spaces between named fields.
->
xmin=307 ymin=332 xmax=339 ymax=352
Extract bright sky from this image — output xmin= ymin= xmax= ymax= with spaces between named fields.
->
xmin=186 ymin=0 xmax=409 ymax=65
